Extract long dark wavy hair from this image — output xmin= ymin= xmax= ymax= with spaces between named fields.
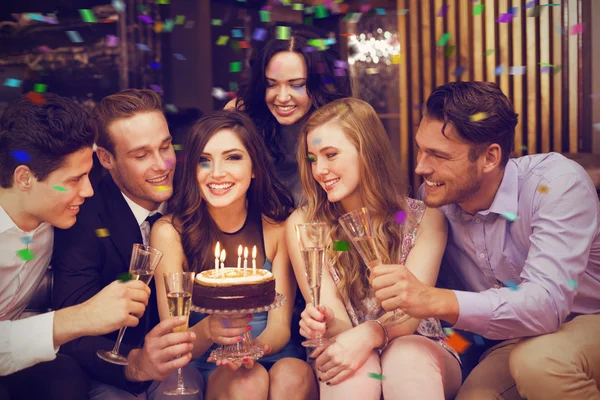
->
xmin=169 ymin=110 xmax=294 ymax=273
xmin=236 ymin=24 xmax=352 ymax=164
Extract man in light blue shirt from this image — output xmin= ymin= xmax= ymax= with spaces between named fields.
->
xmin=372 ymin=82 xmax=600 ymax=400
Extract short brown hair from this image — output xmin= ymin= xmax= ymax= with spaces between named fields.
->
xmin=93 ymin=89 xmax=163 ymax=155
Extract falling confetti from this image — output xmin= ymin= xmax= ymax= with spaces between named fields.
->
xmin=149 ymin=62 xmax=161 ymax=69
xmin=437 ymin=33 xmax=452 ymax=47
xmin=112 ymin=0 xmax=125 ymax=12
xmin=10 ymin=151 xmax=31 ymax=162
xmin=312 ymin=138 xmax=322 ymax=145
xmin=117 ymin=272 xmax=133 ymax=282
xmin=485 ymin=49 xmax=495 ymax=56
xmin=368 ymin=372 xmax=386 ymax=380
xmin=495 ymin=64 xmax=505 ymax=76
xmin=398 ymin=9 xmax=409 ymax=15
xmin=211 ymin=19 xmax=222 ymax=26
xmin=172 ymin=144 xmax=182 ymax=151
xmin=229 ymin=62 xmax=242 ymax=73
xmin=106 ymin=34 xmax=119 ymax=47
xmin=473 ymin=4 xmax=484 ymax=15
xmin=252 ymin=28 xmax=267 ymax=41
xmin=216 ymin=36 xmax=229 ymax=46
xmin=52 ymin=186 xmax=67 ymax=192
xmin=276 ymin=26 xmax=291 ymax=40
xmin=509 ymin=66 xmax=526 ymax=75
xmin=503 ymin=280 xmax=519 ymax=291
xmin=333 ymin=241 xmax=350 ymax=252
xmin=95 ymin=228 xmax=110 ymax=237
xmin=502 ymin=212 xmax=519 ymax=221
xmin=306 ymin=155 xmax=316 ymax=162
xmin=156 ymin=185 xmax=170 ymax=191
xmin=33 ymin=83 xmax=47 ymax=93
xmin=4 ymin=78 xmax=22 ymax=88
xmin=66 ymin=31 xmax=84 ymax=43
xmin=259 ymin=10 xmax=270 ymax=22
xmin=497 ymin=13 xmax=513 ymax=23
xmin=570 ymin=24 xmax=584 ymax=35
xmin=470 ymin=112 xmax=488 ymax=122
xmin=20 ymin=236 xmax=33 ymax=245
xmin=454 ymin=66 xmax=467 ymax=78
xmin=149 ymin=84 xmax=163 ymax=94
xmin=444 ymin=45 xmax=456 ymax=57
xmin=444 ymin=331 xmax=471 ymax=354
xmin=173 ymin=53 xmax=187 ymax=61
xmin=17 ymin=248 xmax=35 ymax=261
xmin=443 ymin=327 xmax=455 ymax=336
xmin=567 ymin=280 xmax=578 ymax=289
xmin=200 ymin=162 xmax=211 ymax=169
xmin=395 ymin=211 xmax=407 ymax=223
xmin=175 ymin=15 xmax=185 ymax=25
xmin=138 ymin=15 xmax=153 ymax=24
xmin=79 ymin=9 xmax=97 ymax=23
xmin=25 ymin=92 xmax=46 ymax=105
xmin=212 ymin=87 xmax=228 ymax=100
xmin=314 ymin=5 xmax=329 ymax=18
xmin=538 ymin=185 xmax=549 ymax=194
xmin=137 ymin=43 xmax=150 ymax=51
xmin=437 ymin=5 xmax=449 ymax=17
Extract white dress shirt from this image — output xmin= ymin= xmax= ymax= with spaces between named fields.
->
xmin=120 ymin=192 xmax=166 ymax=246
xmin=0 ymin=205 xmax=57 ymax=376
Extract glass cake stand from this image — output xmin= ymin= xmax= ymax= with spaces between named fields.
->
xmin=190 ymin=292 xmax=286 ymax=363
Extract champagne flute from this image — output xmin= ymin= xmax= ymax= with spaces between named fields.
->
xmin=295 ymin=223 xmax=335 ymax=348
xmin=97 ymin=244 xmax=163 ymax=365
xmin=163 ymin=272 xmax=199 ymax=396
xmin=338 ymin=208 xmax=411 ymax=326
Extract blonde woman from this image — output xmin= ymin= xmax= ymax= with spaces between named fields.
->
xmin=285 ymin=98 xmax=462 ymax=399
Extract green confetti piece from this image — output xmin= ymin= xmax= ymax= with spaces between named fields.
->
xmin=293 ymin=4 xmax=304 ymax=11
xmin=33 ymin=83 xmax=47 ymax=93
xmin=259 ymin=10 xmax=270 ymax=23
xmin=216 ymin=35 xmax=229 ymax=45
xmin=175 ymin=15 xmax=186 ymax=25
xmin=443 ymin=327 xmax=455 ymax=336
xmin=17 ymin=248 xmax=35 ymax=261
xmin=473 ymin=4 xmax=484 ymax=16
xmin=437 ymin=33 xmax=451 ymax=47
xmin=211 ymin=19 xmax=222 ymax=26
xmin=306 ymin=155 xmax=316 ymax=162
xmin=229 ymin=62 xmax=242 ymax=73
xmin=117 ymin=272 xmax=132 ymax=282
xmin=567 ymin=279 xmax=578 ymax=289
xmin=539 ymin=61 xmax=553 ymax=67
xmin=502 ymin=212 xmax=519 ymax=222
xmin=51 ymin=185 xmax=68 ymax=192
xmin=173 ymin=144 xmax=183 ymax=151
xmin=444 ymin=45 xmax=456 ymax=57
xmin=485 ymin=48 xmax=496 ymax=56
xmin=276 ymin=26 xmax=291 ymax=40
xmin=368 ymin=372 xmax=385 ymax=380
xmin=79 ymin=9 xmax=97 ymax=23
xmin=156 ymin=0 xmax=170 ymax=4
xmin=163 ymin=19 xmax=174 ymax=32
xmin=137 ymin=5 xmax=148 ymax=12
xmin=333 ymin=241 xmax=350 ymax=252
xmin=229 ymin=81 xmax=238 ymax=92
xmin=308 ymin=39 xmax=327 ymax=50
xmin=314 ymin=5 xmax=329 ymax=18
xmin=304 ymin=16 xmax=313 ymax=25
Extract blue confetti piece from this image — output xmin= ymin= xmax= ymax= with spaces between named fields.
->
xmin=252 ymin=27 xmax=267 ymax=41
xmin=137 ymin=43 xmax=150 ymax=51
xmin=376 ymin=8 xmax=386 ymax=15
xmin=453 ymin=66 xmax=467 ymax=78
xmin=312 ymin=138 xmax=322 ymax=145
xmin=231 ymin=29 xmax=243 ymax=38
xmin=503 ymin=280 xmax=519 ymax=290
xmin=173 ymin=53 xmax=187 ymax=61
xmin=495 ymin=64 xmax=505 ymax=75
xmin=66 ymin=30 xmax=83 ymax=43
xmin=567 ymin=279 xmax=578 ymax=289
xmin=525 ymin=0 xmax=536 ymax=8
xmin=112 ymin=0 xmax=125 ymax=12
xmin=149 ymin=62 xmax=161 ymax=69
xmin=20 ymin=236 xmax=33 ymax=245
xmin=4 ymin=78 xmax=22 ymax=88
xmin=200 ymin=162 xmax=210 ymax=169
xmin=10 ymin=150 xmax=31 ymax=162
xmin=502 ymin=212 xmax=519 ymax=221
xmin=473 ymin=334 xmax=485 ymax=346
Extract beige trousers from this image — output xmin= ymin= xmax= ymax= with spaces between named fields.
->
xmin=456 ymin=314 xmax=600 ymax=400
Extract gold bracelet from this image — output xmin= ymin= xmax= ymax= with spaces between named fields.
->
xmin=367 ymin=319 xmax=389 ymax=352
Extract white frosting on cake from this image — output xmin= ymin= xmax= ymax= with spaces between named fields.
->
xmin=195 ymin=268 xmax=274 ymax=286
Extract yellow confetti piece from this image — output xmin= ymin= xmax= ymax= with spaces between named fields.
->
xmin=469 ymin=112 xmax=488 ymax=122
xmin=391 ymin=53 xmax=402 ymax=64
xmin=538 ymin=185 xmax=549 ymax=194
xmin=95 ymin=228 xmax=110 ymax=237
xmin=156 ymin=185 xmax=171 ymax=191
xmin=173 ymin=144 xmax=182 ymax=151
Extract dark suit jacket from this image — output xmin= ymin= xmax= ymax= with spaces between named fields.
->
xmin=52 ymin=175 xmax=159 ymax=394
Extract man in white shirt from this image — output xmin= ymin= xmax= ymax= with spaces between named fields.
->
xmin=0 ymin=94 xmax=154 ymax=400
xmin=52 ymin=89 xmax=204 ymax=399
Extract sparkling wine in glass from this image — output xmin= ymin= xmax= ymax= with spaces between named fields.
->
xmin=97 ymin=244 xmax=163 ymax=365
xmin=163 ymin=272 xmax=198 ymax=396
xmin=339 ymin=208 xmax=411 ymax=327
xmin=295 ymin=223 xmax=335 ymax=348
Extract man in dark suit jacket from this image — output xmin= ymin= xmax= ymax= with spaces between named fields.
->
xmin=52 ymin=89 xmax=204 ymax=399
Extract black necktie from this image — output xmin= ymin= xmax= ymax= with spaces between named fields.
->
xmin=145 ymin=212 xmax=162 ymax=228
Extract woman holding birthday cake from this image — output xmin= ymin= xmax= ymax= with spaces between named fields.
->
xmin=286 ymin=98 xmax=462 ymax=399
xmin=150 ymin=110 xmax=318 ymax=400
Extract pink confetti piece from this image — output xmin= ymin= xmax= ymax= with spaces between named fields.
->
xmin=106 ymin=34 xmax=119 ymax=47
xmin=569 ymin=23 xmax=584 ymax=35
xmin=37 ymin=45 xmax=53 ymax=53
xmin=395 ymin=211 xmax=407 ymax=223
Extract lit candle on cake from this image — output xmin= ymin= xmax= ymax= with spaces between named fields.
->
xmin=214 ymin=242 xmax=220 ymax=273
xmin=243 ymin=246 xmax=249 ymax=276
xmin=237 ymin=245 xmax=242 ymax=269
xmin=220 ymin=249 xmax=226 ymax=276
xmin=252 ymin=245 xmax=257 ymax=274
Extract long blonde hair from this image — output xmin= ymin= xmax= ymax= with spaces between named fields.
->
xmin=297 ymin=98 xmax=413 ymax=309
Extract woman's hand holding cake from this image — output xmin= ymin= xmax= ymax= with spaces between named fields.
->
xmin=206 ymin=314 xmax=254 ymax=346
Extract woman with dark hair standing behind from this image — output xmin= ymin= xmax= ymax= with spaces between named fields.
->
xmin=226 ymin=24 xmax=352 ymax=206
xmin=150 ymin=110 xmax=317 ymax=400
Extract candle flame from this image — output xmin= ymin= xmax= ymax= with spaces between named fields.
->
xmin=238 ymin=245 xmax=242 ymax=257
xmin=215 ymin=241 xmax=220 ymax=258
xmin=244 ymin=246 xmax=248 ymax=258
xmin=252 ymin=245 xmax=257 ymax=259
xmin=220 ymin=249 xmax=226 ymax=262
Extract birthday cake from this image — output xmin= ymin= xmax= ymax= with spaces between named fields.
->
xmin=193 ymin=268 xmax=276 ymax=310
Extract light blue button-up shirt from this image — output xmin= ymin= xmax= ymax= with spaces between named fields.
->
xmin=419 ymin=153 xmax=600 ymax=340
